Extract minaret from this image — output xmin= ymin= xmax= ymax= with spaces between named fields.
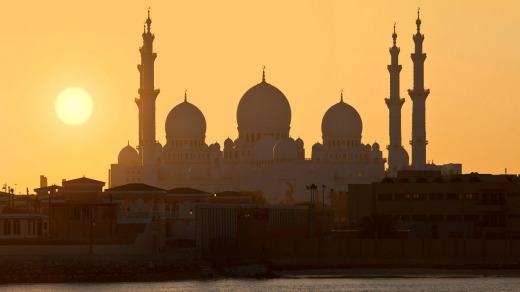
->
xmin=408 ymin=8 xmax=430 ymax=169
xmin=385 ymin=23 xmax=405 ymax=176
xmin=135 ymin=8 xmax=160 ymax=166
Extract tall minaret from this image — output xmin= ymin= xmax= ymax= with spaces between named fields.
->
xmin=408 ymin=8 xmax=430 ymax=169
xmin=135 ymin=8 xmax=160 ymax=166
xmin=385 ymin=23 xmax=405 ymax=176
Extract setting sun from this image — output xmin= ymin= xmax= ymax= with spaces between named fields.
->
xmin=55 ymin=87 xmax=93 ymax=126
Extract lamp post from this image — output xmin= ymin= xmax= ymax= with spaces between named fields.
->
xmin=306 ymin=184 xmax=317 ymax=237
xmin=90 ymin=207 xmax=96 ymax=255
xmin=321 ymin=185 xmax=326 ymax=215
xmin=330 ymin=188 xmax=334 ymax=227
xmin=47 ymin=185 xmax=54 ymax=238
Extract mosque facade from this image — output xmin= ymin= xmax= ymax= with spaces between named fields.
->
xmin=109 ymin=10 xmax=451 ymax=204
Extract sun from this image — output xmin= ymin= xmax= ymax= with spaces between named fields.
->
xmin=55 ymin=87 xmax=93 ymax=125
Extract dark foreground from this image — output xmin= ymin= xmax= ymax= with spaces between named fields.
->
xmin=1 ymin=257 xmax=520 ymax=283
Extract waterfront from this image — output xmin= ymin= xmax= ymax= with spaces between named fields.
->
xmin=1 ymin=277 xmax=519 ymax=292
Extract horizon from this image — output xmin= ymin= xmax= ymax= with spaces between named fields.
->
xmin=2 ymin=1 xmax=520 ymax=192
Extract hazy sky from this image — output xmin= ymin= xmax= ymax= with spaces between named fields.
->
xmin=2 ymin=1 xmax=520 ymax=192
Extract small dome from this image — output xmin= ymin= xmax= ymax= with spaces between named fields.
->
xmin=118 ymin=144 xmax=139 ymax=166
xmin=397 ymin=147 xmax=409 ymax=167
xmin=372 ymin=142 xmax=380 ymax=151
xmin=211 ymin=142 xmax=221 ymax=152
xmin=224 ymin=138 xmax=233 ymax=149
xmin=321 ymin=100 xmax=362 ymax=139
xmin=253 ymin=135 xmax=277 ymax=161
xmin=165 ymin=100 xmax=206 ymax=140
xmin=365 ymin=144 xmax=372 ymax=151
xmin=274 ymin=138 xmax=297 ymax=160
xmin=312 ymin=142 xmax=323 ymax=152
xmin=237 ymin=79 xmax=291 ymax=134
xmin=295 ymin=138 xmax=304 ymax=149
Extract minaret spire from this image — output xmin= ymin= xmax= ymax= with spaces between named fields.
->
xmin=392 ymin=22 xmax=397 ymax=46
xmin=135 ymin=9 xmax=160 ymax=167
xmin=408 ymin=8 xmax=430 ymax=170
xmin=262 ymin=65 xmax=266 ymax=83
xmin=184 ymin=89 xmax=187 ymax=102
xmin=340 ymin=89 xmax=343 ymax=102
xmin=146 ymin=7 xmax=152 ymax=33
xmin=385 ymin=22 xmax=407 ymax=176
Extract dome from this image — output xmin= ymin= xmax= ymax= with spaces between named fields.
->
xmin=211 ymin=142 xmax=221 ymax=152
xmin=253 ymin=135 xmax=277 ymax=161
xmin=321 ymin=99 xmax=362 ymax=139
xmin=372 ymin=142 xmax=380 ymax=151
xmin=118 ymin=144 xmax=139 ymax=166
xmin=295 ymin=138 xmax=304 ymax=149
xmin=274 ymin=138 xmax=297 ymax=160
xmin=224 ymin=138 xmax=233 ymax=149
xmin=237 ymin=79 xmax=291 ymax=133
xmin=165 ymin=100 xmax=206 ymax=140
xmin=397 ymin=147 xmax=409 ymax=167
xmin=312 ymin=142 xmax=323 ymax=152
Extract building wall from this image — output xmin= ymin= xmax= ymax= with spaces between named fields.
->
xmin=345 ymin=173 xmax=520 ymax=239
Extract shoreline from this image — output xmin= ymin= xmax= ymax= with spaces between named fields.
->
xmin=1 ymin=258 xmax=520 ymax=284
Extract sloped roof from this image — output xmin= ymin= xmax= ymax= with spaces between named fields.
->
xmin=63 ymin=177 xmax=105 ymax=185
xmin=167 ymin=187 xmax=210 ymax=195
xmin=106 ymin=183 xmax=166 ymax=192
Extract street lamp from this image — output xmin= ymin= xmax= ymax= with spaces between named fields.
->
xmin=322 ymin=185 xmax=326 ymax=215
xmin=306 ymin=184 xmax=318 ymax=237
xmin=90 ymin=208 xmax=96 ymax=255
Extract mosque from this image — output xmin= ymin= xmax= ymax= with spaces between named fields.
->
xmin=109 ymin=10 xmax=457 ymax=203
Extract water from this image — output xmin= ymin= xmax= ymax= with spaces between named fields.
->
xmin=1 ymin=277 xmax=519 ymax=292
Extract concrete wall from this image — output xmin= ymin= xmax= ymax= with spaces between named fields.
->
xmin=0 ymin=233 xmax=155 ymax=256
xmin=209 ymin=236 xmax=520 ymax=263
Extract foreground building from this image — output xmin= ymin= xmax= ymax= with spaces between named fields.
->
xmin=346 ymin=170 xmax=520 ymax=239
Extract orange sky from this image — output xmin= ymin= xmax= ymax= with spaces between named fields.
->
xmin=2 ymin=1 xmax=520 ymax=193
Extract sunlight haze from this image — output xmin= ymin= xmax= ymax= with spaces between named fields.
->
xmin=1 ymin=1 xmax=519 ymax=191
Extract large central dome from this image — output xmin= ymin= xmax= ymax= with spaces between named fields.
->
xmin=322 ymin=97 xmax=362 ymax=140
xmin=165 ymin=99 xmax=206 ymax=140
xmin=237 ymin=75 xmax=291 ymax=135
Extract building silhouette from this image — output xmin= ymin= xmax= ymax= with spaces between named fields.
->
xmin=109 ymin=10 xmax=458 ymax=204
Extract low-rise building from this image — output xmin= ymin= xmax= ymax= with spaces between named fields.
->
xmin=345 ymin=170 xmax=520 ymax=239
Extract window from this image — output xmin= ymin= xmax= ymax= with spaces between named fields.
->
xmin=3 ymin=220 xmax=11 ymax=235
xmin=446 ymin=193 xmax=460 ymax=200
xmin=378 ymin=194 xmax=392 ymax=201
xmin=172 ymin=201 xmax=179 ymax=217
xmin=412 ymin=215 xmax=427 ymax=221
xmin=429 ymin=193 xmax=444 ymax=200
xmin=429 ymin=215 xmax=444 ymax=221
xmin=412 ymin=193 xmax=427 ymax=200
xmin=13 ymin=220 xmax=20 ymax=235
xmin=395 ymin=193 xmax=408 ymax=200
xmin=446 ymin=215 xmax=462 ymax=221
